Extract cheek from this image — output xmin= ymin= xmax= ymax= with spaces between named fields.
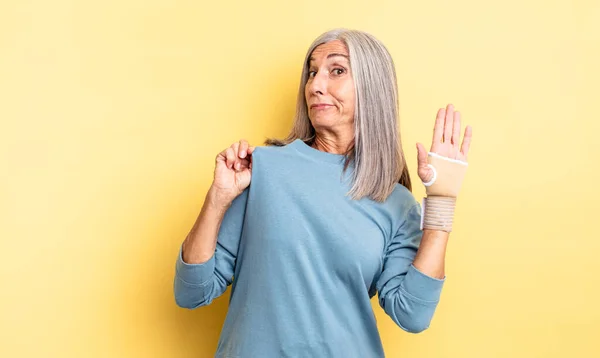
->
xmin=337 ymin=80 xmax=355 ymax=113
xmin=304 ymin=84 xmax=309 ymax=102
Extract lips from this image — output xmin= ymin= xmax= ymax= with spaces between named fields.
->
xmin=310 ymin=104 xmax=333 ymax=109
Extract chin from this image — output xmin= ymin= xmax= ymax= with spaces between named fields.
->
xmin=310 ymin=118 xmax=337 ymax=128
xmin=310 ymin=112 xmax=338 ymax=121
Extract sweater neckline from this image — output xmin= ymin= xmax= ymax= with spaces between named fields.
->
xmin=289 ymin=138 xmax=351 ymax=166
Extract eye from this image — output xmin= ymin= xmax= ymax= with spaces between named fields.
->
xmin=332 ymin=68 xmax=346 ymax=76
xmin=308 ymin=70 xmax=317 ymax=78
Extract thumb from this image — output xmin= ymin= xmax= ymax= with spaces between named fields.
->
xmin=236 ymin=166 xmax=252 ymax=191
xmin=416 ymin=142 xmax=428 ymax=168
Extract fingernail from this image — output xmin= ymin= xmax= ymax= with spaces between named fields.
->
xmin=241 ymin=151 xmax=246 ymax=157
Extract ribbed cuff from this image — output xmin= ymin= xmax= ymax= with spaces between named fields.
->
xmin=401 ymin=264 xmax=445 ymax=303
xmin=175 ymin=246 xmax=216 ymax=286
xmin=421 ymin=196 xmax=456 ymax=232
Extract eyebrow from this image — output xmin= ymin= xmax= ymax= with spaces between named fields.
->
xmin=308 ymin=53 xmax=349 ymax=63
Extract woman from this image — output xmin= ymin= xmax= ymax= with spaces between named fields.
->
xmin=174 ymin=28 xmax=472 ymax=357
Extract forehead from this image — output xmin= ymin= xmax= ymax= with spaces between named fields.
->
xmin=309 ymin=40 xmax=349 ymax=62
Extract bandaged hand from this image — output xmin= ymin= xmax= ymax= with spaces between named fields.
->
xmin=416 ymin=104 xmax=473 ymax=232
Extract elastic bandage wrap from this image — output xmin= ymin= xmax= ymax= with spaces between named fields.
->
xmin=419 ymin=152 xmax=468 ymax=232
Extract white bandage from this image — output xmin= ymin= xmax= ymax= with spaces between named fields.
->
xmin=420 ymin=152 xmax=468 ymax=232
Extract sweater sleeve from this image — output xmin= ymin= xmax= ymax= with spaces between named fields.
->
xmin=173 ymin=188 xmax=249 ymax=309
xmin=376 ymin=201 xmax=446 ymax=333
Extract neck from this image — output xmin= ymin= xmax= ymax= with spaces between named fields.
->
xmin=311 ymin=133 xmax=354 ymax=155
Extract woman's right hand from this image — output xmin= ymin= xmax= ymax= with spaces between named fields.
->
xmin=209 ymin=139 xmax=255 ymax=208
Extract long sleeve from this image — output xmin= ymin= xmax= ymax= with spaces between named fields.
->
xmin=173 ymin=188 xmax=249 ymax=309
xmin=376 ymin=202 xmax=446 ymax=333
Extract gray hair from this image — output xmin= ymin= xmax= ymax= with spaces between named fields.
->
xmin=265 ymin=28 xmax=412 ymax=202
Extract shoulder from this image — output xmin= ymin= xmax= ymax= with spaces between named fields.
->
xmin=252 ymin=144 xmax=285 ymax=156
xmin=352 ymin=183 xmax=420 ymax=243
xmin=355 ymin=182 xmax=420 ymax=224
xmin=384 ymin=183 xmax=422 ymax=232
xmin=249 ymin=143 xmax=299 ymax=175
xmin=251 ymin=142 xmax=299 ymax=163
xmin=387 ymin=183 xmax=420 ymax=212
xmin=392 ymin=183 xmax=422 ymax=235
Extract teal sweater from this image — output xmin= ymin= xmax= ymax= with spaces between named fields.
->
xmin=174 ymin=139 xmax=445 ymax=357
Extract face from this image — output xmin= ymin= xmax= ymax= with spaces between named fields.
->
xmin=305 ymin=40 xmax=355 ymax=132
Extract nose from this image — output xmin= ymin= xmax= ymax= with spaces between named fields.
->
xmin=307 ymin=70 xmax=327 ymax=96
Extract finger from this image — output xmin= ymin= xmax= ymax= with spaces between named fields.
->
xmin=444 ymin=104 xmax=454 ymax=143
xmin=233 ymin=158 xmax=252 ymax=173
xmin=452 ymin=110 xmax=461 ymax=146
xmin=247 ymin=146 xmax=256 ymax=167
xmin=416 ymin=142 xmax=428 ymax=168
xmin=432 ymin=108 xmax=445 ymax=146
xmin=416 ymin=142 xmax=435 ymax=183
xmin=460 ymin=125 xmax=473 ymax=160
xmin=232 ymin=142 xmax=240 ymax=157
xmin=237 ymin=158 xmax=251 ymax=170
xmin=231 ymin=142 xmax=242 ymax=169
xmin=225 ymin=148 xmax=236 ymax=169
xmin=216 ymin=149 xmax=227 ymax=163
xmin=239 ymin=139 xmax=249 ymax=158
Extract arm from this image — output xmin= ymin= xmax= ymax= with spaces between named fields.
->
xmin=174 ymin=139 xmax=254 ymax=309
xmin=378 ymin=103 xmax=473 ymax=331
xmin=376 ymin=203 xmax=445 ymax=334
xmin=174 ymin=187 xmax=249 ymax=309
xmin=412 ymin=229 xmax=448 ymax=280
xmin=413 ymin=103 xmax=472 ymax=279
xmin=182 ymin=187 xmax=231 ymax=264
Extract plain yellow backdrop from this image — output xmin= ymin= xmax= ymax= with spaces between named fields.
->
xmin=1 ymin=0 xmax=598 ymax=357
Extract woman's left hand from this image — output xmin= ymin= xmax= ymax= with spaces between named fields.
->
xmin=416 ymin=104 xmax=473 ymax=184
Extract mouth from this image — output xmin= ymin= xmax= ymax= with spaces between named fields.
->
xmin=310 ymin=104 xmax=334 ymax=109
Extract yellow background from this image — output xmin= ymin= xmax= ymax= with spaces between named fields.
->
xmin=1 ymin=0 xmax=598 ymax=357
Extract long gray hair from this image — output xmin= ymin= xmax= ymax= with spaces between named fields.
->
xmin=265 ymin=28 xmax=412 ymax=202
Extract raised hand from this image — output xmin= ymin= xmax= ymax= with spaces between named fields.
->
xmin=210 ymin=139 xmax=255 ymax=206
xmin=416 ymin=104 xmax=472 ymax=184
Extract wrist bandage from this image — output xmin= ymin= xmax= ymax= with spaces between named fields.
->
xmin=419 ymin=152 xmax=468 ymax=232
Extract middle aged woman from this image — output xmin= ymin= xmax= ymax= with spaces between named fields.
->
xmin=174 ymin=28 xmax=473 ymax=358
